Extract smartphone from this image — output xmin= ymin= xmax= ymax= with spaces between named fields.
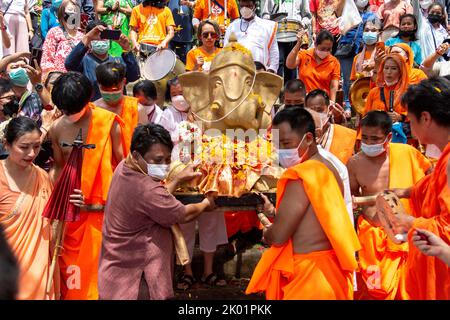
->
xmin=376 ymin=41 xmax=385 ymax=52
xmin=100 ymin=29 xmax=121 ymax=40
xmin=80 ymin=13 xmax=89 ymax=25
xmin=30 ymin=48 xmax=43 ymax=66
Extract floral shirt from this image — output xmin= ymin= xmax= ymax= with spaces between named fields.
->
xmin=41 ymin=27 xmax=84 ymax=76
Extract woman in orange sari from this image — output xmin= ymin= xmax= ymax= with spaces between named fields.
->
xmin=364 ymin=53 xmax=410 ymax=123
xmin=0 ymin=117 xmax=83 ymax=300
xmin=390 ymin=43 xmax=427 ymax=84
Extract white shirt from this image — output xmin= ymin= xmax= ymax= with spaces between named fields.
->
xmin=140 ymin=103 xmax=164 ymax=124
xmin=261 ymin=0 xmax=312 ymax=26
xmin=224 ymin=16 xmax=280 ymax=72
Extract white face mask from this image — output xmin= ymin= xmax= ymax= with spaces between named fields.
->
xmin=147 ymin=163 xmax=170 ymax=180
xmin=315 ymin=49 xmax=330 ymax=60
xmin=66 ymin=107 xmax=86 ymax=123
xmin=361 ymin=137 xmax=388 ymax=157
xmin=172 ymin=95 xmax=190 ymax=112
xmin=278 ymin=134 xmax=309 ymax=168
xmin=385 ymin=79 xmax=398 ymax=87
xmin=240 ymin=7 xmax=255 ymax=20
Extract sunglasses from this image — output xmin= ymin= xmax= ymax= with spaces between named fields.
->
xmin=202 ymin=32 xmax=218 ymax=39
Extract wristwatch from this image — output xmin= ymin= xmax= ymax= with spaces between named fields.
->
xmin=34 ymin=83 xmax=44 ymax=92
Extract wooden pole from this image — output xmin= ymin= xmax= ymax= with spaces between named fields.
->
xmin=46 ymin=220 xmax=65 ymax=295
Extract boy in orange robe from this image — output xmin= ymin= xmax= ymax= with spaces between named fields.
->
xmin=94 ymin=62 xmax=147 ymax=153
xmin=390 ymin=78 xmax=450 ymax=299
xmin=246 ymin=107 xmax=360 ymax=300
xmin=49 ymin=72 xmax=126 ymax=300
xmin=305 ymin=89 xmax=356 ymax=165
xmin=347 ymin=111 xmax=431 ymax=300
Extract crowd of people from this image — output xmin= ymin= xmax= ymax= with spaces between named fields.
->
xmin=0 ymin=0 xmax=449 ymax=300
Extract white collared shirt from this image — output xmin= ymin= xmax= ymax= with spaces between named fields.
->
xmin=224 ymin=16 xmax=279 ymax=72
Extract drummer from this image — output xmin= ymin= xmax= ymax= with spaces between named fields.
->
xmin=185 ymin=20 xmax=222 ymax=72
xmin=261 ymin=0 xmax=312 ymax=82
xmin=129 ymin=0 xmax=176 ymax=55
xmin=223 ymin=0 xmax=279 ymax=73
xmin=347 ymin=110 xmax=431 ymax=300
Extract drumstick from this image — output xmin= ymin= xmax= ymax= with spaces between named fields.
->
xmin=353 ymin=195 xmax=377 ymax=205
xmin=224 ymin=0 xmax=227 ymax=21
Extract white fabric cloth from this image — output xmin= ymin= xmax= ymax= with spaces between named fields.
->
xmin=2 ymin=0 xmax=27 ymax=16
xmin=224 ymin=16 xmax=280 ymax=72
xmin=261 ymin=0 xmax=312 ymax=26
xmin=429 ymin=60 xmax=450 ymax=76
xmin=158 ymin=105 xmax=189 ymax=161
xmin=179 ymin=210 xmax=228 ymax=258
xmin=140 ymin=103 xmax=164 ymax=124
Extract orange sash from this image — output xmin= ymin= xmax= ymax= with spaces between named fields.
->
xmin=246 ymin=160 xmax=360 ymax=299
xmin=0 ymin=163 xmax=56 ymax=300
xmin=119 ymin=96 xmax=139 ymax=154
xmin=406 ymin=142 xmax=450 ymax=300
xmin=59 ymin=105 xmax=125 ymax=300
xmin=357 ymin=143 xmax=431 ymax=300
xmin=328 ymin=124 xmax=356 ymax=165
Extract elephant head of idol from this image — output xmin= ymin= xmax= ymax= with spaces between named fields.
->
xmin=178 ymin=33 xmax=283 ymax=132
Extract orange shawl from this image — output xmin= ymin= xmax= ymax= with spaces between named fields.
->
xmin=0 ymin=163 xmax=56 ymax=300
xmin=118 ymin=96 xmax=139 ymax=154
xmin=406 ymin=142 xmax=450 ymax=300
xmin=390 ymin=43 xmax=427 ymax=85
xmin=59 ymin=105 xmax=126 ymax=300
xmin=328 ymin=124 xmax=357 ymax=165
xmin=246 ymin=160 xmax=360 ymax=299
xmin=357 ymin=143 xmax=432 ymax=300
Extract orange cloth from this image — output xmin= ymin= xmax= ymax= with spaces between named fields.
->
xmin=185 ymin=47 xmax=222 ymax=71
xmin=297 ymin=48 xmax=341 ymax=96
xmin=364 ymin=86 xmax=408 ymax=116
xmin=0 ymin=163 xmax=56 ymax=300
xmin=390 ymin=43 xmax=427 ymax=85
xmin=406 ymin=142 xmax=450 ymax=300
xmin=129 ymin=5 xmax=175 ymax=45
xmin=193 ymin=0 xmax=240 ymax=26
xmin=357 ymin=143 xmax=431 ymax=300
xmin=59 ymin=105 xmax=126 ymax=300
xmin=350 ymin=49 xmax=375 ymax=81
xmin=246 ymin=160 xmax=360 ymax=299
xmin=328 ymin=124 xmax=357 ymax=165
xmin=118 ymin=96 xmax=139 ymax=154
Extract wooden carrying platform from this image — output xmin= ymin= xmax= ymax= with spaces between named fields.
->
xmin=174 ymin=192 xmax=277 ymax=211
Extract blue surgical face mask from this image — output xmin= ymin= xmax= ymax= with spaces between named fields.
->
xmin=91 ymin=40 xmax=110 ymax=55
xmin=8 ymin=68 xmax=30 ymax=87
xmin=361 ymin=137 xmax=388 ymax=157
xmin=363 ymin=32 xmax=378 ymax=45
xmin=278 ymin=134 xmax=309 ymax=168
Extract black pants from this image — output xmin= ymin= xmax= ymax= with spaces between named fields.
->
xmin=277 ymin=41 xmax=298 ymax=84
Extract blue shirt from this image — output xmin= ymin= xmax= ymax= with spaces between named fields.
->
xmin=385 ymin=37 xmax=423 ymax=66
xmin=168 ymin=0 xmax=194 ymax=43
xmin=64 ymin=42 xmax=141 ymax=101
xmin=41 ymin=8 xmax=60 ymax=39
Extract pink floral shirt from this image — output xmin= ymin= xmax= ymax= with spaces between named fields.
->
xmin=41 ymin=27 xmax=84 ymax=77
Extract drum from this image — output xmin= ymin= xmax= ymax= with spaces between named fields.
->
xmin=276 ymin=19 xmax=304 ymax=43
xmin=142 ymin=48 xmax=186 ymax=107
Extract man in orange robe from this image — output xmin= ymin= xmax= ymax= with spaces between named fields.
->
xmin=347 ymin=111 xmax=431 ymax=300
xmin=392 ymin=78 xmax=450 ymax=299
xmin=94 ymin=62 xmax=147 ymax=153
xmin=49 ymin=72 xmax=126 ymax=300
xmin=246 ymin=107 xmax=360 ymax=300
xmin=305 ymin=89 xmax=356 ymax=165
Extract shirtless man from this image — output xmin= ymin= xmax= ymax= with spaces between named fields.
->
xmin=347 ymin=110 xmax=431 ymax=300
xmin=247 ymin=107 xmax=360 ymax=299
xmin=48 ymin=71 xmax=125 ymax=299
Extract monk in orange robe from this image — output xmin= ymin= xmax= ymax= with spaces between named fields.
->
xmin=246 ymin=107 xmax=360 ymax=300
xmin=94 ymin=62 xmax=147 ymax=153
xmin=305 ymin=89 xmax=356 ymax=164
xmin=347 ymin=111 xmax=431 ymax=300
xmin=390 ymin=78 xmax=450 ymax=300
xmin=49 ymin=72 xmax=125 ymax=300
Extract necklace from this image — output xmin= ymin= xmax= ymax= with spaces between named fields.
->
xmin=240 ymin=19 xmax=250 ymax=33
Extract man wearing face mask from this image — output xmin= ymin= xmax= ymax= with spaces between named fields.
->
xmin=305 ymin=89 xmax=356 ymax=165
xmin=95 ymin=62 xmax=148 ymax=153
xmin=65 ymin=20 xmax=140 ymax=101
xmin=347 ymin=111 xmax=431 ymax=300
xmin=246 ymin=107 xmax=360 ymax=299
xmin=48 ymin=72 xmax=126 ymax=300
xmin=132 ymin=80 xmax=165 ymax=124
xmin=98 ymin=123 xmax=217 ymax=299
xmin=223 ymin=0 xmax=279 ymax=73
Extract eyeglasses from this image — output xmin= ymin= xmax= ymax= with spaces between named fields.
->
xmin=202 ymin=32 xmax=218 ymax=39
